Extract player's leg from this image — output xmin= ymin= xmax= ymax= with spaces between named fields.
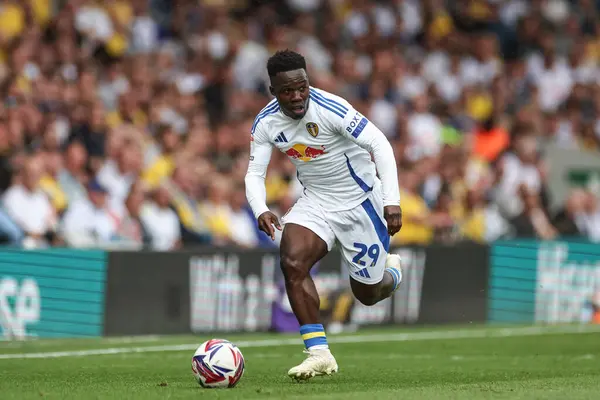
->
xmin=280 ymin=223 xmax=328 ymax=325
xmin=331 ymin=188 xmax=403 ymax=306
xmin=279 ymin=199 xmax=338 ymax=380
xmin=349 ymin=253 xmax=402 ymax=306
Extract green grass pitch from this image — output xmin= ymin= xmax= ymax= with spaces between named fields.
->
xmin=1 ymin=325 xmax=600 ymax=399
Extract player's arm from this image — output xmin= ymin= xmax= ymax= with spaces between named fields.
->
xmin=338 ymin=108 xmax=402 ymax=236
xmin=244 ymin=123 xmax=281 ymax=240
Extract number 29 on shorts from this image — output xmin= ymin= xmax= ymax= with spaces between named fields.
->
xmin=352 ymin=242 xmax=380 ymax=267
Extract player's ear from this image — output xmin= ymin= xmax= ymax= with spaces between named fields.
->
xmin=269 ymin=86 xmax=275 ymax=97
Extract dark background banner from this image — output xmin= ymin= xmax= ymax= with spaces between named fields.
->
xmin=419 ymin=243 xmax=489 ymax=324
xmin=104 ymin=244 xmax=489 ymax=335
xmin=104 ymin=251 xmax=191 ymax=336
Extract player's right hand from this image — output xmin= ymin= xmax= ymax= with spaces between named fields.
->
xmin=257 ymin=211 xmax=282 ymax=241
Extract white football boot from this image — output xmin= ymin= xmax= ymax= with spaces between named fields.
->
xmin=287 ymin=348 xmax=338 ymax=381
xmin=385 ymin=253 xmax=403 ymax=292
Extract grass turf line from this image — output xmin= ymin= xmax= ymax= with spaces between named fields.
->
xmin=2 ymin=324 xmax=600 ymax=358
xmin=1 ymin=326 xmax=600 ymax=399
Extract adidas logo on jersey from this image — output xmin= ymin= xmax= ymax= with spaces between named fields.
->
xmin=355 ymin=268 xmax=371 ymax=279
xmin=274 ymin=132 xmax=288 ymax=143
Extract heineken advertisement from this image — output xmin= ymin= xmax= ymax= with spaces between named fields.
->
xmin=0 ymin=249 xmax=107 ymax=339
xmin=489 ymin=240 xmax=600 ymax=324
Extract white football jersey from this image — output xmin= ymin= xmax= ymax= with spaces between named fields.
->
xmin=247 ymin=87 xmax=399 ymax=216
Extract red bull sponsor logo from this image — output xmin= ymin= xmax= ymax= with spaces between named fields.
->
xmin=284 ymin=144 xmax=327 ymax=162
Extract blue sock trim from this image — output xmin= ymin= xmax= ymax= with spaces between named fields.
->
xmin=300 ymin=324 xmax=325 ymax=335
xmin=387 ymin=267 xmax=401 ymax=290
xmin=387 ymin=269 xmax=397 ymax=288
xmin=304 ymin=336 xmax=328 ymax=348
xmin=300 ymin=324 xmax=328 ymax=349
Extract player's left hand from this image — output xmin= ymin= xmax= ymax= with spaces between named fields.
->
xmin=384 ymin=205 xmax=402 ymax=237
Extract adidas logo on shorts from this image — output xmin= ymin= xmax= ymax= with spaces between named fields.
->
xmin=355 ymin=268 xmax=371 ymax=279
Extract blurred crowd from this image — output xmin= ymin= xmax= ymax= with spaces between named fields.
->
xmin=0 ymin=0 xmax=600 ymax=250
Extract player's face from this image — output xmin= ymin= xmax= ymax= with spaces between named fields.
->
xmin=270 ymin=69 xmax=309 ymax=120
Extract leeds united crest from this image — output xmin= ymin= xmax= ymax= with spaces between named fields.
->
xmin=306 ymin=122 xmax=319 ymax=137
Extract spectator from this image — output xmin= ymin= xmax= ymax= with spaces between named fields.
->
xmin=495 ymin=134 xmax=542 ymax=219
xmin=393 ymin=168 xmax=452 ymax=245
xmin=142 ymin=124 xmax=180 ymax=189
xmin=97 ymin=135 xmax=142 ymax=209
xmin=406 ymin=94 xmax=443 ymax=161
xmin=201 ymin=177 xmax=234 ymax=245
xmin=460 ymin=34 xmax=502 ymax=88
xmin=106 ymin=91 xmax=148 ymax=130
xmin=0 ymin=1 xmax=26 ymax=43
xmin=58 ymin=141 xmax=89 ymax=205
xmin=527 ymin=30 xmax=573 ymax=113
xmin=39 ymin=150 xmax=68 ymax=213
xmin=140 ymin=184 xmax=181 ymax=250
xmin=472 ymin=116 xmax=510 ymax=163
xmin=510 ymin=185 xmax=557 ymax=240
xmin=553 ymin=189 xmax=588 ymax=238
xmin=97 ymin=61 xmax=129 ymax=111
xmin=3 ymin=156 xmax=56 ymax=247
xmin=114 ymin=180 xmax=151 ymax=248
xmin=68 ymin=101 xmax=107 ymax=164
xmin=74 ymin=0 xmax=115 ymax=46
xmin=582 ymin=190 xmax=600 ymax=242
xmin=165 ymin=164 xmax=211 ymax=244
xmin=60 ymin=179 xmax=121 ymax=248
xmin=459 ymin=188 xmax=486 ymax=243
xmin=0 ymin=0 xmax=597 ymax=250
xmin=431 ymin=187 xmax=458 ymax=243
xmin=367 ymin=79 xmax=398 ymax=138
xmin=130 ymin=0 xmax=159 ymax=54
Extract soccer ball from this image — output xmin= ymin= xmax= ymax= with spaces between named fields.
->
xmin=191 ymin=339 xmax=245 ymax=388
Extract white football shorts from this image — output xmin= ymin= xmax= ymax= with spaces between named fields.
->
xmin=281 ymin=182 xmax=390 ymax=285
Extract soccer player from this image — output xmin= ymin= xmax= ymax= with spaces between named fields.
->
xmin=245 ymin=50 xmax=403 ymax=381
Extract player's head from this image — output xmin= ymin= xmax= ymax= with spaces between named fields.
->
xmin=267 ymin=50 xmax=309 ymax=120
